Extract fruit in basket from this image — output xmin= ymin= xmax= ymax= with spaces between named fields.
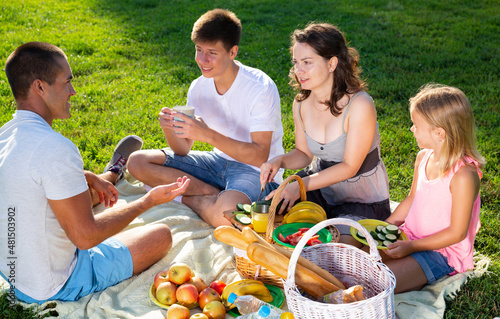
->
xmin=187 ymin=276 xmax=208 ymax=293
xmin=168 ymin=263 xmax=193 ymax=285
xmin=176 ymin=283 xmax=199 ymax=308
xmin=198 ymin=287 xmax=221 ymax=309
xmin=221 ymin=279 xmax=273 ymax=309
xmin=282 ymin=201 xmax=326 ymax=225
xmin=166 ymin=303 xmax=190 ymax=319
xmin=208 ymin=281 xmax=226 ymax=296
xmin=156 ymin=281 xmax=177 ymax=305
xmin=154 ymin=270 xmax=170 ymax=290
xmin=203 ymin=300 xmax=226 ymax=319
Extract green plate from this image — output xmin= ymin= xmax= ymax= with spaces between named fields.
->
xmin=228 ymin=284 xmax=285 ymax=317
xmin=350 ymin=219 xmax=408 ymax=249
xmin=272 ymin=222 xmax=332 ymax=248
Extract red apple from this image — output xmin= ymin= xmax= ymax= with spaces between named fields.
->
xmin=203 ymin=300 xmax=226 ymax=319
xmin=208 ymin=281 xmax=226 ymax=296
xmin=168 ymin=263 xmax=193 ymax=285
xmin=187 ymin=276 xmax=208 ymax=293
xmin=198 ymin=287 xmax=221 ymax=309
xmin=190 ymin=314 xmax=209 ymax=319
xmin=176 ymin=283 xmax=199 ymax=308
xmin=155 ymin=281 xmax=177 ymax=306
xmin=154 ymin=270 xmax=170 ymax=290
xmin=166 ymin=303 xmax=190 ymax=319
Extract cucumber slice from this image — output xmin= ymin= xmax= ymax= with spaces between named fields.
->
xmin=381 ymin=227 xmax=390 ymax=235
xmin=377 ymin=233 xmax=386 ymax=241
xmin=376 ymin=225 xmax=385 ymax=233
xmin=370 ymin=231 xmax=378 ymax=239
xmin=236 ymin=203 xmax=245 ymax=211
xmin=242 ymin=204 xmax=252 ymax=214
xmin=235 ymin=213 xmax=251 ymax=225
xmin=385 ymin=234 xmax=397 ymax=242
xmin=385 ymin=225 xmax=399 ymax=234
xmin=357 ymin=230 xmax=366 ymax=239
xmin=383 ymin=240 xmax=393 ymax=247
xmin=397 ymin=229 xmax=402 ymax=238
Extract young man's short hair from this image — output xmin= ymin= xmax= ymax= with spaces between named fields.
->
xmin=5 ymin=42 xmax=67 ymax=100
xmin=191 ymin=9 xmax=242 ymax=52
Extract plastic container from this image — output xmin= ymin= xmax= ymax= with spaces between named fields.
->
xmin=227 ymin=293 xmax=284 ymax=316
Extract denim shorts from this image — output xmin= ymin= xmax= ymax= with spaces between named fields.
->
xmin=14 ymin=237 xmax=133 ymax=304
xmin=161 ymin=149 xmax=278 ymax=202
xmin=411 ymin=250 xmax=455 ymax=284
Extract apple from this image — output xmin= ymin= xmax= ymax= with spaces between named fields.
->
xmin=166 ymin=303 xmax=190 ymax=319
xmin=168 ymin=263 xmax=193 ymax=285
xmin=198 ymin=287 xmax=221 ymax=309
xmin=190 ymin=314 xmax=209 ymax=319
xmin=176 ymin=283 xmax=199 ymax=308
xmin=208 ymin=281 xmax=226 ymax=296
xmin=156 ymin=281 xmax=177 ymax=306
xmin=154 ymin=270 xmax=170 ymax=290
xmin=203 ymin=300 xmax=226 ymax=319
xmin=187 ymin=276 xmax=208 ymax=293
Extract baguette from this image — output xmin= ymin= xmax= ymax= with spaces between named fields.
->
xmin=214 ymin=226 xmax=248 ymax=251
xmin=242 ymin=226 xmax=346 ymax=290
xmin=247 ymin=242 xmax=341 ymax=298
xmin=272 ymin=243 xmax=346 ymax=290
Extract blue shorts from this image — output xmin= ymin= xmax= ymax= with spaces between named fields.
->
xmin=161 ymin=149 xmax=278 ymax=202
xmin=14 ymin=237 xmax=133 ymax=304
xmin=411 ymin=250 xmax=455 ymax=285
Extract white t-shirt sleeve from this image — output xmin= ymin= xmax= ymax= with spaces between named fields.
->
xmin=249 ymin=84 xmax=281 ymax=133
xmin=32 ymin=135 xmax=88 ymax=200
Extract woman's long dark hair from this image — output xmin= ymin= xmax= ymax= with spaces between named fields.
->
xmin=290 ymin=23 xmax=366 ymax=116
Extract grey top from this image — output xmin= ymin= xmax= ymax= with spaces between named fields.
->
xmin=298 ymin=92 xmax=389 ymax=205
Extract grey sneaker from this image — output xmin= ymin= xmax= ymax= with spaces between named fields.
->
xmin=104 ymin=135 xmax=143 ymax=179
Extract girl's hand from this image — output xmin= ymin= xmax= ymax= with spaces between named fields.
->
xmin=384 ymin=240 xmax=414 ymax=259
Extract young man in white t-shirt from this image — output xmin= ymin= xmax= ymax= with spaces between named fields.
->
xmin=128 ymin=9 xmax=284 ymax=228
xmin=0 ymin=42 xmax=190 ymax=303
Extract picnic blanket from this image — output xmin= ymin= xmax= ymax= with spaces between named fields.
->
xmin=0 ymin=173 xmax=490 ymax=318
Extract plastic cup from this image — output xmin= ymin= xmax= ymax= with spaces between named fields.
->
xmin=173 ymin=105 xmax=194 ymax=134
xmin=192 ymin=248 xmax=214 ymax=276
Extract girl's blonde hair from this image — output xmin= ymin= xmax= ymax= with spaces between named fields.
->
xmin=410 ymin=84 xmax=485 ymax=176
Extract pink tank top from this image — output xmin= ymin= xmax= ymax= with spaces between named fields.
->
xmin=400 ymin=149 xmax=482 ymax=273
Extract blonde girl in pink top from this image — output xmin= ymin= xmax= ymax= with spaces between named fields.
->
xmin=384 ymin=84 xmax=484 ymax=293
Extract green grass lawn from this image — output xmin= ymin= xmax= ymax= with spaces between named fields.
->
xmin=1 ymin=0 xmax=498 ymax=318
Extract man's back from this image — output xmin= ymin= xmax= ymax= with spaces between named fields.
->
xmin=0 ymin=110 xmax=87 ymax=300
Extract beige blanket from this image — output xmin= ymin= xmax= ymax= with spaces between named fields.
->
xmin=1 ymin=174 xmax=489 ymax=318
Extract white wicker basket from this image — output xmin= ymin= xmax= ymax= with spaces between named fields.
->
xmin=283 ymin=218 xmax=396 ymax=319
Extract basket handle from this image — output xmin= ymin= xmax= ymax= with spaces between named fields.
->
xmin=285 ymin=218 xmax=382 ymax=286
xmin=265 ymin=175 xmax=307 ymax=242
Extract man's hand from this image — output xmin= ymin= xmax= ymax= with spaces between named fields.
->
xmin=147 ymin=176 xmax=191 ymax=206
xmin=84 ymin=171 xmax=119 ymax=207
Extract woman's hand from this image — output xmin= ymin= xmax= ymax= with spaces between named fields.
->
xmin=260 ymin=156 xmax=283 ymax=186
xmin=265 ymin=181 xmax=300 ymax=215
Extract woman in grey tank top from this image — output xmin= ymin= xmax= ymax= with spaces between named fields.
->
xmin=260 ymin=23 xmax=390 ymax=246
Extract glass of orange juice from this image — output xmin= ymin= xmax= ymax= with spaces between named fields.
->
xmin=251 ymin=204 xmax=269 ymax=233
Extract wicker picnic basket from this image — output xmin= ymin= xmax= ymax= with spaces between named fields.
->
xmin=234 ymin=175 xmax=339 ymax=287
xmin=284 ymin=218 xmax=396 ymax=319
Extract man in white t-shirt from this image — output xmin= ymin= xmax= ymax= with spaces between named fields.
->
xmin=128 ymin=9 xmax=284 ymax=227
xmin=0 ymin=42 xmax=190 ymax=304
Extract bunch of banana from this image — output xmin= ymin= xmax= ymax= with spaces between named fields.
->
xmin=282 ymin=201 xmax=327 ymax=224
xmin=221 ymin=279 xmax=273 ymax=309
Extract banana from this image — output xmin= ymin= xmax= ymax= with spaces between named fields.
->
xmin=283 ymin=208 xmax=325 ymax=224
xmin=221 ymin=279 xmax=273 ymax=309
xmin=287 ymin=201 xmax=326 ymax=219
